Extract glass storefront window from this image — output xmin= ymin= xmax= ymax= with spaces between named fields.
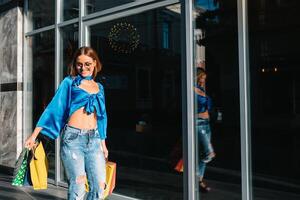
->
xmin=62 ymin=0 xmax=79 ymax=21
xmin=192 ymin=0 xmax=241 ymax=198
xmin=27 ymin=30 xmax=55 ymax=179
xmin=28 ymin=0 xmax=55 ymax=30
xmin=90 ymin=5 xmax=183 ymax=199
xmin=249 ymin=0 xmax=300 ymax=198
xmin=59 ymin=24 xmax=78 ymax=182
xmin=61 ymin=24 xmax=79 ymax=77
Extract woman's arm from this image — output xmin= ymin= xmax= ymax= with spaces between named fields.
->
xmin=98 ymin=82 xmax=108 ymax=158
xmin=194 ymin=87 xmax=206 ymax=96
xmin=24 ymin=77 xmax=72 ymax=149
xmin=101 ymin=140 xmax=108 ymax=159
xmin=35 ymin=76 xmax=72 ymax=139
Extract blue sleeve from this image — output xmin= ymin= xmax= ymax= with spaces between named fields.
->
xmin=97 ymin=83 xmax=107 ymax=140
xmin=36 ymin=76 xmax=72 ymax=139
xmin=207 ymin=96 xmax=213 ymax=112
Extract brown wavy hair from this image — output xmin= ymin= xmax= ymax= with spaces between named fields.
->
xmin=196 ymin=67 xmax=206 ymax=84
xmin=69 ymin=46 xmax=102 ymax=79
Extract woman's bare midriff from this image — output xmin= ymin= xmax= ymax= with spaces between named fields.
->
xmin=197 ymin=110 xmax=209 ymax=119
xmin=68 ymin=107 xmax=97 ymax=129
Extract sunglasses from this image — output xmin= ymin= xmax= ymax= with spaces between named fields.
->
xmin=76 ymin=62 xmax=94 ymax=69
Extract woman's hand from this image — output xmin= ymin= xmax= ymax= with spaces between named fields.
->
xmin=194 ymin=87 xmax=206 ymax=96
xmin=24 ymin=127 xmax=42 ymax=149
xmin=103 ymin=146 xmax=109 ymax=159
xmin=25 ymin=135 xmax=36 ymax=149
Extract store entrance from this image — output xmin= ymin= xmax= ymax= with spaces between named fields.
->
xmin=89 ymin=4 xmax=183 ymax=199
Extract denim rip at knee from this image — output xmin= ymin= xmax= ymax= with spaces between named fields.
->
xmin=61 ymin=125 xmax=106 ymax=200
xmin=197 ymin=118 xmax=213 ymax=159
xmin=197 ymin=118 xmax=213 ymax=177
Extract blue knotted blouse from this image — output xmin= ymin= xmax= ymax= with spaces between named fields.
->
xmin=36 ymin=75 xmax=107 ymax=140
xmin=196 ymin=85 xmax=212 ymax=113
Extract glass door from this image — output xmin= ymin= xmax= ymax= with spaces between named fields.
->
xmin=88 ymin=4 xmax=183 ymax=199
xmin=249 ymin=0 xmax=300 ymax=199
xmin=191 ymin=0 xmax=242 ymax=199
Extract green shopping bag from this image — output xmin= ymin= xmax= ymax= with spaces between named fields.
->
xmin=12 ymin=148 xmax=29 ymax=186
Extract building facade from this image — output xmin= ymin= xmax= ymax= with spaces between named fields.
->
xmin=0 ymin=0 xmax=300 ymax=199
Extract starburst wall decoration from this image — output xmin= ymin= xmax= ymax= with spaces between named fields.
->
xmin=108 ymin=22 xmax=140 ymax=54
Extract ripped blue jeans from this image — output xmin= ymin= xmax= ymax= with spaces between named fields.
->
xmin=197 ymin=118 xmax=213 ymax=178
xmin=61 ymin=124 xmax=106 ymax=200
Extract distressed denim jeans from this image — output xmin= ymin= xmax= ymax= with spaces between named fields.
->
xmin=197 ymin=118 xmax=213 ymax=177
xmin=61 ymin=125 xmax=106 ymax=200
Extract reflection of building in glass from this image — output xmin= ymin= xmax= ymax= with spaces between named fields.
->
xmin=87 ymin=0 xmax=135 ymax=13
xmin=195 ymin=0 xmax=219 ymax=11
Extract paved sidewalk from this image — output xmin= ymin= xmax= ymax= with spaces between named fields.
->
xmin=0 ymin=173 xmax=138 ymax=200
xmin=2 ymin=171 xmax=300 ymax=200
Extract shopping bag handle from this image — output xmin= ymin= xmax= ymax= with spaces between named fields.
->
xmin=30 ymin=140 xmax=40 ymax=160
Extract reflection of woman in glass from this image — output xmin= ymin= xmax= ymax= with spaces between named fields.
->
xmin=25 ymin=47 xmax=108 ymax=199
xmin=195 ymin=67 xmax=215 ymax=193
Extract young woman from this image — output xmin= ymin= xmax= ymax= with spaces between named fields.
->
xmin=194 ymin=67 xmax=216 ymax=193
xmin=25 ymin=46 xmax=108 ymax=200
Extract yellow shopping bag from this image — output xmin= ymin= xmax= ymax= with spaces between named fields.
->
xmin=85 ymin=161 xmax=116 ymax=199
xmin=30 ymin=141 xmax=48 ymax=190
xmin=103 ymin=161 xmax=116 ymax=198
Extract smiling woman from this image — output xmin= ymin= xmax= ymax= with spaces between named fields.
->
xmin=25 ymin=46 xmax=109 ymax=200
